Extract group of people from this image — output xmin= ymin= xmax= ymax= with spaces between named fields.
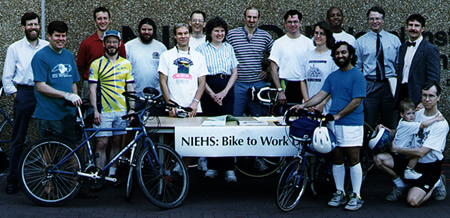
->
xmin=1 ymin=4 xmax=447 ymax=211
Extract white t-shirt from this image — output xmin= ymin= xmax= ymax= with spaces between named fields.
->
xmin=125 ymin=38 xmax=167 ymax=97
xmin=414 ymin=109 xmax=449 ymax=163
xmin=189 ymin=35 xmax=206 ymax=50
xmin=300 ymin=49 xmax=338 ymax=114
xmin=333 ymin=31 xmax=356 ymax=48
xmin=158 ymin=47 xmax=208 ymax=111
xmin=268 ymin=34 xmax=315 ymax=81
xmin=393 ymin=119 xmax=421 ymax=149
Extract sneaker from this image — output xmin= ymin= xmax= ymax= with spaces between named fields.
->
xmin=386 ymin=186 xmax=407 ymax=201
xmin=205 ymin=169 xmax=218 ymax=179
xmin=172 ymin=163 xmax=183 ymax=176
xmin=225 ymin=170 xmax=237 ymax=183
xmin=328 ymin=190 xmax=346 ymax=207
xmin=345 ymin=193 xmax=364 ymax=211
xmin=197 ymin=157 xmax=208 ymax=172
xmin=254 ymin=158 xmax=269 ymax=171
xmin=433 ymin=174 xmax=447 ymax=201
xmin=404 ymin=168 xmax=422 ymax=180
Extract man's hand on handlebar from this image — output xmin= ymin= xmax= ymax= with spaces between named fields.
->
xmin=290 ymin=104 xmax=305 ymax=112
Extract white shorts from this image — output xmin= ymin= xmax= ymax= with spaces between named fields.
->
xmin=333 ymin=125 xmax=363 ymax=147
xmin=94 ymin=111 xmax=128 ymax=137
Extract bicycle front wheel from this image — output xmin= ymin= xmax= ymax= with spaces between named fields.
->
xmin=136 ymin=142 xmax=189 ymax=209
xmin=20 ymin=138 xmax=82 ymax=206
xmin=276 ymin=158 xmax=307 ymax=212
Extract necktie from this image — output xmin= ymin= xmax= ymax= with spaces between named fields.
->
xmin=406 ymin=41 xmax=416 ymax=47
xmin=376 ymin=33 xmax=385 ymax=81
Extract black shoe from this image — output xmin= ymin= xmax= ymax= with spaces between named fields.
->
xmin=5 ymin=183 xmax=18 ymax=194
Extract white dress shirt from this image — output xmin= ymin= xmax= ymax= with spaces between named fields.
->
xmin=401 ymin=36 xmax=423 ymax=84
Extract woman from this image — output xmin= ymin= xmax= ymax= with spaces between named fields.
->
xmin=196 ymin=16 xmax=238 ymax=182
xmin=300 ymin=21 xmax=338 ymax=114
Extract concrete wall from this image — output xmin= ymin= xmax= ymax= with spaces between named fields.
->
xmin=0 ymin=0 xmax=449 ymax=148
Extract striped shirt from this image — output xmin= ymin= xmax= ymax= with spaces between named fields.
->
xmin=226 ymin=27 xmax=273 ymax=82
xmin=89 ymin=56 xmax=134 ymax=113
xmin=195 ymin=41 xmax=239 ymax=76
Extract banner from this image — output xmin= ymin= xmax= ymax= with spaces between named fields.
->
xmin=175 ymin=126 xmax=300 ymax=157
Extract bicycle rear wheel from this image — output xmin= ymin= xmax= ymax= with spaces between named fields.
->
xmin=235 ymin=156 xmax=286 ymax=177
xmin=0 ymin=119 xmax=13 ymax=147
xmin=20 ymin=138 xmax=82 ymax=206
xmin=276 ymin=158 xmax=307 ymax=212
xmin=136 ymin=141 xmax=188 ymax=208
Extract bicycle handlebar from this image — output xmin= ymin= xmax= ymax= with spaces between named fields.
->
xmin=284 ymin=109 xmax=334 ymax=125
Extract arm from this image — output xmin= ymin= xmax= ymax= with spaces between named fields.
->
xmin=315 ymin=95 xmax=332 ymax=113
xmin=189 ymin=75 xmax=206 ymax=117
xmin=300 ymin=80 xmax=308 ymax=102
xmin=215 ymin=67 xmax=238 ymax=106
xmin=391 ymin=146 xmax=432 ymax=159
xmin=269 ymin=61 xmax=286 ymax=104
xmin=2 ymin=46 xmax=18 ymax=98
xmin=426 ymin=44 xmax=440 ymax=83
xmin=89 ymin=82 xmax=102 ymax=125
xmin=291 ymin=90 xmax=329 ymax=112
xmin=334 ymin=97 xmax=362 ymax=121
xmin=159 ymin=72 xmax=176 ymax=117
xmin=420 ymin=114 xmax=444 ymax=129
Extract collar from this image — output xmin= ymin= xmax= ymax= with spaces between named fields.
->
xmin=408 ymin=35 xmax=423 ymax=47
xmin=369 ymin=29 xmax=386 ymax=37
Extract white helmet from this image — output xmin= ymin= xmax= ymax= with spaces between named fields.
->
xmin=368 ymin=127 xmax=391 ymax=153
xmin=312 ymin=126 xmax=336 ymax=154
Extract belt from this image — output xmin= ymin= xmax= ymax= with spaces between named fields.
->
xmin=209 ymin=74 xmax=230 ymax=79
xmin=17 ymin=84 xmax=34 ymax=90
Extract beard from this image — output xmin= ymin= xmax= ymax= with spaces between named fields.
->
xmin=25 ymin=28 xmax=39 ymax=41
xmin=139 ymin=32 xmax=153 ymax=44
xmin=105 ymin=47 xmax=119 ymax=56
xmin=334 ymin=56 xmax=351 ymax=68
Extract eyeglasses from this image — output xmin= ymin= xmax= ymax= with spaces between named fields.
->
xmin=191 ymin=19 xmax=204 ymax=23
xmin=369 ymin=17 xmax=383 ymax=22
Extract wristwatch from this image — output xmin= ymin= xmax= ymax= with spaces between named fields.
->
xmin=277 ymin=87 xmax=283 ymax=92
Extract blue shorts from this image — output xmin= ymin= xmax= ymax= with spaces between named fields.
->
xmin=94 ymin=111 xmax=128 ymax=137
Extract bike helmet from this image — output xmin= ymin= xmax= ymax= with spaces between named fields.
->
xmin=368 ymin=127 xmax=391 ymax=153
xmin=312 ymin=127 xmax=336 ymax=153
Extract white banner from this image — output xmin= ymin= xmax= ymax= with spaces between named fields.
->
xmin=175 ymin=126 xmax=299 ymax=157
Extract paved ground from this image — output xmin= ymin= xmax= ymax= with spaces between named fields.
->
xmin=1 ymin=163 xmax=450 ymax=217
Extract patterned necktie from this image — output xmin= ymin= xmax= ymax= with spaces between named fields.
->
xmin=376 ymin=33 xmax=385 ymax=81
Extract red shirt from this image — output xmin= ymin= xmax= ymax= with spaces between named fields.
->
xmin=77 ymin=32 xmax=127 ymax=80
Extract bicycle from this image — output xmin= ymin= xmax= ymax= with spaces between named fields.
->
xmin=276 ymin=109 xmax=375 ymax=212
xmin=19 ymin=88 xmax=190 ymax=208
xmin=0 ymin=85 xmax=14 ymax=147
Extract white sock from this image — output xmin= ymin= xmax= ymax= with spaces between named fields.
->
xmin=109 ymin=166 xmax=117 ymax=176
xmin=350 ymin=163 xmax=362 ymax=197
xmin=393 ymin=177 xmax=407 ymax=188
xmin=332 ymin=164 xmax=345 ymax=193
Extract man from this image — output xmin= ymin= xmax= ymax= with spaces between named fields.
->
xmin=292 ymin=41 xmax=366 ymax=211
xmin=32 ymin=20 xmax=82 ymax=148
xmin=89 ymin=30 xmax=135 ymax=176
xmin=189 ymin=10 xmax=206 ymax=49
xmin=77 ymin=6 xmax=126 ymax=100
xmin=394 ymin=14 xmax=440 ymax=108
xmin=159 ymin=23 xmax=207 ymax=117
xmin=2 ymin=12 xmax=48 ymax=194
xmin=269 ymin=10 xmax=314 ymax=109
xmin=227 ymin=6 xmax=274 ymax=116
xmin=355 ymin=6 xmax=401 ymax=130
xmin=125 ymin=18 xmax=167 ymax=104
xmin=374 ymin=80 xmax=448 ymax=206
xmin=326 ymin=6 xmax=356 ymax=47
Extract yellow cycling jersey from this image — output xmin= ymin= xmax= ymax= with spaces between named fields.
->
xmin=88 ymin=56 xmax=134 ymax=113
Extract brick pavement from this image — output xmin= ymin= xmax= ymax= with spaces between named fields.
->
xmin=1 ymin=165 xmax=450 ymax=217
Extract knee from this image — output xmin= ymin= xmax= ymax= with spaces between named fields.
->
xmin=407 ymin=195 xmax=420 ymax=207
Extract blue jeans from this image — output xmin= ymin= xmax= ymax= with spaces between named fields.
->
xmin=233 ymin=80 xmax=269 ymax=116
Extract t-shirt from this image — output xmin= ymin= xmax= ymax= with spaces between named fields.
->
xmin=393 ymin=119 xmax=421 ymax=148
xmin=32 ymin=46 xmax=80 ymax=120
xmin=189 ymin=35 xmax=206 ymax=50
xmin=413 ymin=109 xmax=449 ymax=163
xmin=125 ymin=38 xmax=167 ymax=97
xmin=158 ymin=47 xmax=208 ymax=111
xmin=227 ymin=27 xmax=273 ymax=82
xmin=89 ymin=56 xmax=134 ymax=113
xmin=321 ymin=67 xmax=366 ymax=125
xmin=268 ymin=34 xmax=315 ymax=81
xmin=300 ymin=50 xmax=338 ymax=114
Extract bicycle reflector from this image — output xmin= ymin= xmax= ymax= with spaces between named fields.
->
xmin=368 ymin=127 xmax=392 ymax=153
xmin=312 ymin=127 xmax=336 ymax=153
